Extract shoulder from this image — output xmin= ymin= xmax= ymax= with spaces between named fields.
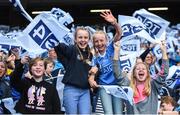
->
xmin=0 ymin=76 xmax=11 ymax=87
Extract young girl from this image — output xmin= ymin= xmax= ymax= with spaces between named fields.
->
xmin=130 ymin=40 xmax=169 ymax=114
xmin=10 ymin=56 xmax=61 ymax=114
xmin=54 ymin=26 xmax=93 ymax=114
xmin=88 ymin=10 xmax=122 ymax=114
xmin=113 ymin=40 xmax=169 ymax=114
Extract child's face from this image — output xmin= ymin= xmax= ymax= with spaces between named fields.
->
xmin=0 ymin=62 xmax=6 ymax=77
xmin=31 ymin=60 xmax=45 ymax=78
xmin=75 ymin=29 xmax=89 ymax=50
xmin=93 ymin=33 xmax=107 ymax=54
xmin=46 ymin=62 xmax=54 ymax=74
xmin=160 ymin=103 xmax=174 ymax=111
xmin=134 ymin=63 xmax=148 ymax=82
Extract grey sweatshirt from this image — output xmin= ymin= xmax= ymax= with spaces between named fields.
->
xmin=113 ymin=59 xmax=169 ymax=114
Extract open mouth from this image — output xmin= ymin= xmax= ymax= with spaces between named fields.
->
xmin=35 ymin=70 xmax=42 ymax=74
xmin=138 ymin=73 xmax=145 ymax=78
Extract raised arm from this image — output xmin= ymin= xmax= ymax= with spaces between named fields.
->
xmin=158 ymin=40 xmax=169 ymax=77
xmin=113 ymin=41 xmax=121 ymax=77
xmin=100 ymin=10 xmax=122 ymax=42
xmin=113 ymin=41 xmax=130 ymax=86
xmin=10 ymin=55 xmax=29 ymax=93
xmin=152 ymin=40 xmax=169 ymax=90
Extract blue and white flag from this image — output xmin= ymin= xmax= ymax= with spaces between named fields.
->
xmin=0 ymin=34 xmax=21 ymax=53
xmin=61 ymin=32 xmax=74 ymax=45
xmin=100 ymin=85 xmax=133 ymax=105
xmin=153 ymin=38 xmax=174 ymax=60
xmin=119 ymin=53 xmax=137 ymax=73
xmin=152 ymin=45 xmax=162 ymax=60
xmin=133 ymin=9 xmax=170 ymax=39
xmin=166 ymin=65 xmax=180 ymax=89
xmin=118 ymin=15 xmax=157 ymax=44
xmin=16 ymin=13 xmax=70 ymax=55
xmin=166 ymin=37 xmax=175 ymax=53
xmin=5 ymin=31 xmax=22 ymax=39
xmin=51 ymin=8 xmax=74 ymax=27
xmin=120 ymin=39 xmax=140 ymax=55
xmin=9 ymin=0 xmax=33 ymax=22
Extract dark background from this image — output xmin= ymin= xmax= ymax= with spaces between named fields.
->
xmin=0 ymin=0 xmax=179 ymax=28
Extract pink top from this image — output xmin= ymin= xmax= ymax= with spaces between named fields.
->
xmin=134 ymin=83 xmax=147 ymax=104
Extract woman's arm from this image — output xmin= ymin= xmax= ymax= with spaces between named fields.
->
xmin=158 ymin=40 xmax=169 ymax=77
xmin=113 ymin=41 xmax=121 ymax=78
xmin=113 ymin=41 xmax=130 ymax=86
xmin=54 ymin=43 xmax=72 ymax=61
xmin=100 ymin=10 xmax=122 ymax=42
xmin=153 ymin=40 xmax=169 ymax=89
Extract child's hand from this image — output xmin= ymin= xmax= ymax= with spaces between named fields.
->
xmin=100 ymin=10 xmax=117 ymax=25
xmin=21 ymin=55 xmax=30 ymax=64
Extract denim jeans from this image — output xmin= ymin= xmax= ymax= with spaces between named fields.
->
xmin=99 ymin=87 xmax=123 ymax=114
xmin=63 ymin=85 xmax=91 ymax=114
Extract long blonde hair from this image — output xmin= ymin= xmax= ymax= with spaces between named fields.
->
xmin=130 ymin=62 xmax=151 ymax=97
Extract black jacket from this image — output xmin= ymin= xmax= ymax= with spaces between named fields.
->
xmin=0 ymin=76 xmax=11 ymax=100
xmin=10 ymin=61 xmax=61 ymax=114
xmin=54 ymin=43 xmax=92 ymax=89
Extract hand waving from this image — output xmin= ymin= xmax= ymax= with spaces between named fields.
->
xmin=100 ymin=10 xmax=117 ymax=25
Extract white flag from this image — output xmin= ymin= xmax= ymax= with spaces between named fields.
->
xmin=166 ymin=66 xmax=180 ymax=89
xmin=120 ymin=39 xmax=140 ymax=55
xmin=16 ymin=13 xmax=70 ymax=55
xmin=118 ymin=15 xmax=157 ymax=44
xmin=133 ymin=9 xmax=170 ymax=39
xmin=0 ymin=35 xmax=21 ymax=52
xmin=100 ymin=85 xmax=133 ymax=105
xmin=51 ymin=8 xmax=74 ymax=27
xmin=119 ymin=53 xmax=137 ymax=73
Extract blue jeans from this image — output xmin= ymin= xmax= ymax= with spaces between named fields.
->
xmin=63 ymin=85 xmax=91 ymax=114
xmin=99 ymin=87 xmax=123 ymax=114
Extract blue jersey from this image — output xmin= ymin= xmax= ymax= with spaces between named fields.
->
xmin=92 ymin=42 xmax=117 ymax=85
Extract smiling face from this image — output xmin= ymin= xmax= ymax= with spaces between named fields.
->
xmin=93 ymin=31 xmax=108 ymax=54
xmin=31 ymin=60 xmax=45 ymax=78
xmin=74 ymin=28 xmax=90 ymax=50
xmin=145 ymin=53 xmax=154 ymax=65
xmin=29 ymin=58 xmax=45 ymax=79
xmin=134 ymin=63 xmax=148 ymax=83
